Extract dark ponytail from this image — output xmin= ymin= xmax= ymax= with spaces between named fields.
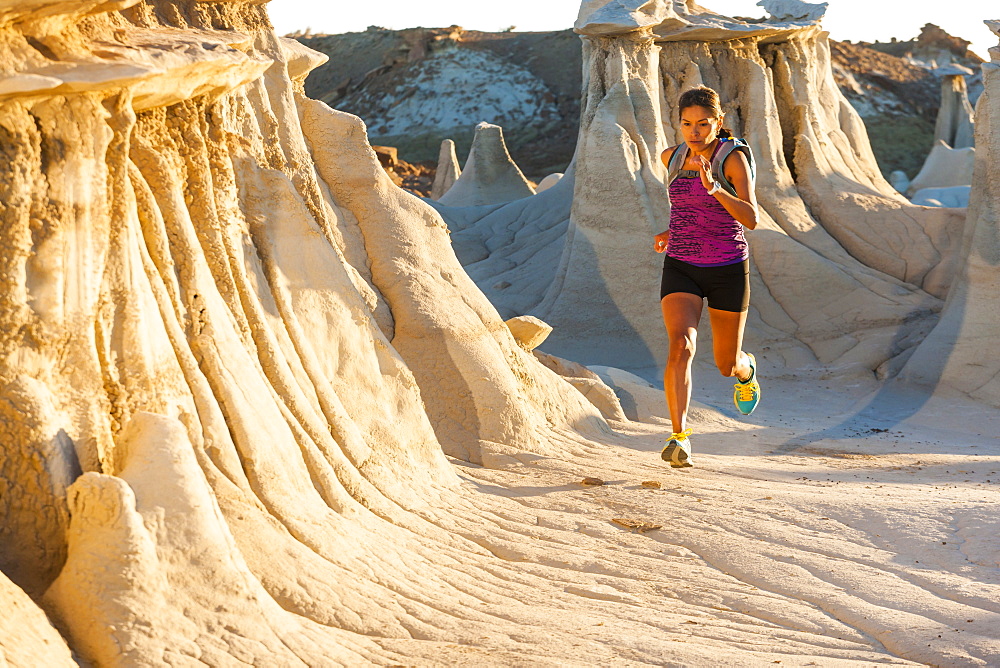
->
xmin=718 ymin=127 xmax=733 ymax=140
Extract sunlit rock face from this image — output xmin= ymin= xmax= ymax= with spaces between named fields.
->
xmin=575 ymin=0 xmax=685 ymax=35
xmin=433 ymin=0 xmax=963 ymax=375
xmin=907 ymin=140 xmax=977 ymax=194
xmin=756 ymin=0 xmax=828 ymax=22
xmin=0 ymin=0 xmax=612 ymax=663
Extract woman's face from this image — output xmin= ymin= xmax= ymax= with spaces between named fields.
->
xmin=679 ymin=105 xmax=722 ymax=150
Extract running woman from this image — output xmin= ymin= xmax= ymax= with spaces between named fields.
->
xmin=653 ymin=85 xmax=761 ymax=468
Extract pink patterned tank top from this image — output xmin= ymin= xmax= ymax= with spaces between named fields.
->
xmin=666 ymin=167 xmax=748 ymax=267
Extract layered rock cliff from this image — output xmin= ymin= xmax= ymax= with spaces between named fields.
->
xmin=0 ymin=1 xmax=619 ymax=663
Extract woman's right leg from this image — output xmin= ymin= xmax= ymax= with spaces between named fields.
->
xmin=661 ymin=292 xmax=704 ymax=434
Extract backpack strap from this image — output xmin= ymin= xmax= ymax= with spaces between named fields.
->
xmin=665 ymin=144 xmax=689 ymax=187
xmin=710 ymin=137 xmax=755 ymax=198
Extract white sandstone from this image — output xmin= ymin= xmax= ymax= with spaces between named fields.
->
xmin=588 ymin=365 xmax=667 ymax=421
xmin=654 ymin=1 xmax=827 ymax=41
xmin=933 ymin=63 xmax=975 ymax=77
xmin=1 ymin=2 xmax=1000 ymax=666
xmin=934 ymin=74 xmax=976 ymax=150
xmin=536 ymin=172 xmax=564 ymax=192
xmin=911 ymin=185 xmax=971 ymax=208
xmin=0 ymin=571 xmax=76 ymax=666
xmin=504 ymin=315 xmax=554 ymax=351
xmin=533 ymin=351 xmax=628 ymax=421
xmin=431 ymin=138 xmax=462 ymax=200
xmin=899 ymin=30 xmax=1000 ymax=407
xmin=0 ymin=4 xmax=614 ymax=660
xmin=575 ymin=0 xmax=685 ymax=36
xmin=907 ymin=139 xmax=976 ymax=194
xmin=756 ymin=0 xmax=828 ymax=22
xmin=889 ymin=170 xmax=911 ymax=194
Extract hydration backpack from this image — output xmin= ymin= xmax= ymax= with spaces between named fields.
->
xmin=665 ymin=137 xmax=756 ymax=198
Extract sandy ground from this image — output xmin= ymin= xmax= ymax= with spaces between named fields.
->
xmin=409 ymin=362 xmax=1000 ymax=666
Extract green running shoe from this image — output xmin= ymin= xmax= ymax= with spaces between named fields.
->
xmin=661 ymin=429 xmax=693 ymax=468
xmin=734 ymin=352 xmax=760 ymax=415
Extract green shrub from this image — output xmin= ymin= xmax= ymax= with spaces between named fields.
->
xmin=863 ymin=115 xmax=936 ymax=179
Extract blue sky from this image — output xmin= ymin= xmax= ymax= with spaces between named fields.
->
xmin=267 ymin=0 xmax=996 ymax=61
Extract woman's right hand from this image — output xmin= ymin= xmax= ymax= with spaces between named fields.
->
xmin=654 ymin=230 xmax=669 ymax=253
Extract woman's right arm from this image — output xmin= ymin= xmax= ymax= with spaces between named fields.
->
xmin=654 ymin=230 xmax=670 ymax=253
xmin=656 ymin=146 xmax=678 ymax=252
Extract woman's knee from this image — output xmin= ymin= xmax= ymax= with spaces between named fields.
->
xmin=668 ymin=332 xmax=697 ymax=362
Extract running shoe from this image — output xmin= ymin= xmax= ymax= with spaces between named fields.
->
xmin=734 ymin=352 xmax=760 ymax=415
xmin=661 ymin=429 xmax=693 ymax=468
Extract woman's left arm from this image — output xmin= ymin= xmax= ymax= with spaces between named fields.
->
xmin=698 ymin=151 xmax=758 ymax=229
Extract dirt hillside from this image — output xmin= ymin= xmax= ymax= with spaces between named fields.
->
xmin=298 ymin=27 xmax=582 ymax=179
xmin=830 ymin=23 xmax=983 ymax=178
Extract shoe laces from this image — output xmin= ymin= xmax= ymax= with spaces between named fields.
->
xmin=735 ymin=381 xmax=757 ymax=402
xmin=669 ymin=428 xmax=693 ymax=441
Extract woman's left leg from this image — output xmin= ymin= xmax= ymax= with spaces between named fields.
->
xmin=708 ymin=307 xmax=752 ymax=381
xmin=702 ymin=259 xmax=760 ymax=414
xmin=709 ymin=306 xmax=761 ymax=415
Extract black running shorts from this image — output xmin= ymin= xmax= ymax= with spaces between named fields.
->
xmin=659 ymin=255 xmax=750 ymax=313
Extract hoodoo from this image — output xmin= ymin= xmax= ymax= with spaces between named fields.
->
xmin=434 ymin=0 xmax=962 ymax=375
xmin=899 ymin=20 xmax=1000 ymax=407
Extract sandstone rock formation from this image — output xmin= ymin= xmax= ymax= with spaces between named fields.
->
xmin=301 ymin=22 xmax=980 ymax=189
xmin=898 ymin=20 xmax=1000 ymax=406
xmin=589 ymin=364 xmax=668 ymax=420
xmin=575 ymin=0 xmax=682 ymax=35
xmin=911 ymin=185 xmax=972 ymax=208
xmin=533 ymin=351 xmax=629 ymax=421
xmin=907 ymin=139 xmax=977 ymax=194
xmin=437 ymin=122 xmax=537 ymax=207
xmin=430 ymin=138 xmax=461 ymax=199
xmin=504 ymin=315 xmax=554 ymax=351
xmin=934 ymin=69 xmax=976 ymax=149
xmin=889 ymin=170 xmax=911 ymax=193
xmin=0 ymin=572 xmax=75 ymax=666
xmin=757 ymin=0 xmax=828 ymax=22
xmin=536 ymin=172 xmax=565 ymax=192
xmin=433 ymin=0 xmax=963 ymax=374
